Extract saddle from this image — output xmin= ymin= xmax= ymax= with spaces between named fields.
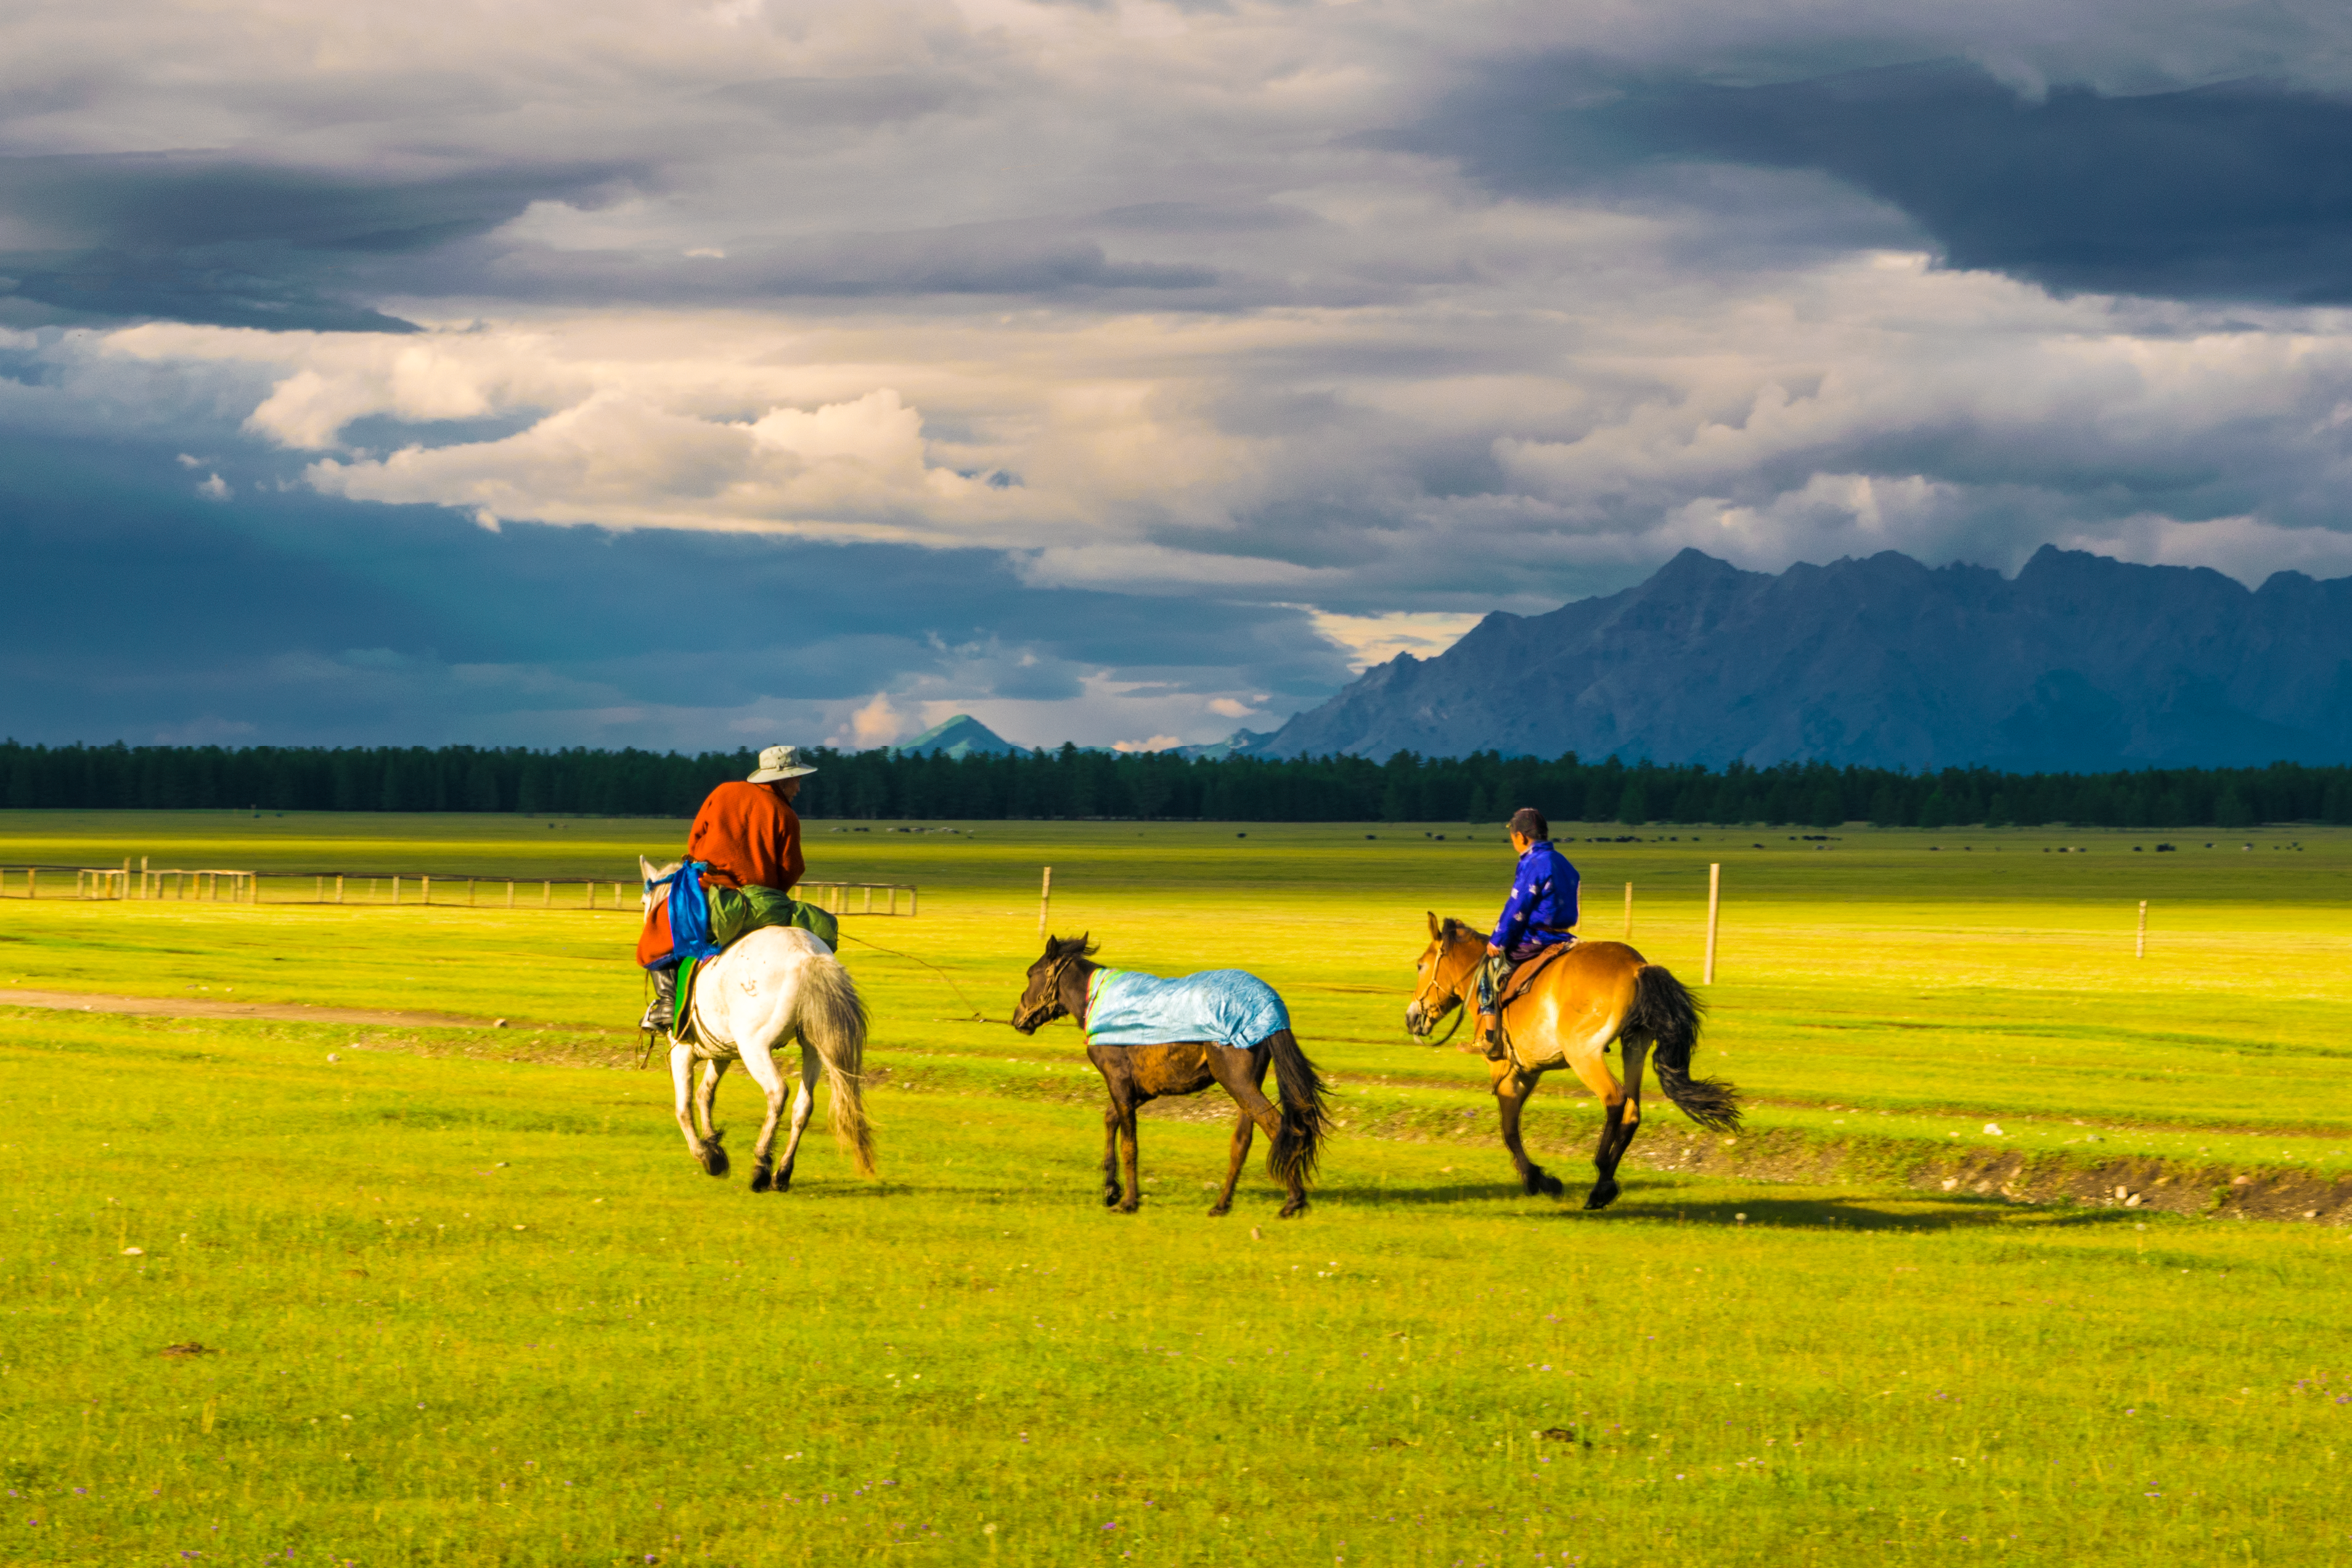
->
xmin=1495 ymin=942 xmax=1574 ymax=1014
xmin=1473 ymin=941 xmax=1576 ymax=1060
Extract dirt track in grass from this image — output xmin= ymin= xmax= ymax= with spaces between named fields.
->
xmin=0 ymin=986 xmax=512 ymax=1029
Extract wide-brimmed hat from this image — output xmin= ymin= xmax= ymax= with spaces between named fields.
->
xmin=747 ymin=744 xmax=819 ymax=783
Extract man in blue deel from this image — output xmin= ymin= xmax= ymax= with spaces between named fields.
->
xmin=1476 ymin=807 xmax=1580 ymax=1060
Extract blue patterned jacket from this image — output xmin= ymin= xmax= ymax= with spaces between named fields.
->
xmin=1491 ymin=841 xmax=1580 ymax=951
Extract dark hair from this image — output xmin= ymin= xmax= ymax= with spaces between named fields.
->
xmin=1507 ymin=807 xmax=1549 ymax=841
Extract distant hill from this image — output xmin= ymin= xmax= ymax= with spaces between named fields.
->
xmin=894 ymin=714 xmax=1021 ymax=759
xmin=1262 ymin=547 xmax=2352 ymax=771
xmin=1172 ymin=729 xmax=1279 ymax=761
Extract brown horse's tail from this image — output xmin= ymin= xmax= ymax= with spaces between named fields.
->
xmin=1265 ymin=1029 xmax=1331 ymax=1186
xmin=799 ymin=955 xmax=878 ymax=1175
xmin=1623 ymin=964 xmax=1741 ymax=1132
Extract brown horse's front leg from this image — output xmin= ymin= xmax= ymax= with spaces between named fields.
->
xmin=1115 ymin=1100 xmax=1145 ymax=1213
xmin=1099 ymin=1099 xmax=1126 ymax=1206
xmin=1492 ymin=1061 xmax=1563 ymax=1198
xmin=1089 ymin=1045 xmax=1138 ymax=1209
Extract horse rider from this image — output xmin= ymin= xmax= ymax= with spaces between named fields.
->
xmin=637 ymin=743 xmax=828 ymax=1032
xmin=1476 ymin=807 xmax=1581 ymax=1059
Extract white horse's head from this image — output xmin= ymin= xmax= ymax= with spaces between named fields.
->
xmin=641 ymin=856 xmax=681 ymax=916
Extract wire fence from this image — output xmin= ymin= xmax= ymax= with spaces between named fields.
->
xmin=0 ymin=862 xmax=918 ymax=915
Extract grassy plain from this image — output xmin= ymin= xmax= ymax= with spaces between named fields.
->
xmin=3 ymin=811 xmax=2351 ymax=1565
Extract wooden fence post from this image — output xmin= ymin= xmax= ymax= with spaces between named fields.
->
xmin=1039 ymin=866 xmax=1053 ymax=939
xmin=1704 ymin=862 xmax=1721 ymax=985
xmin=506 ymin=881 xmax=514 ymax=909
xmin=910 ymin=885 xmax=918 ymax=917
xmin=2137 ymin=899 xmax=2148 ymax=959
xmin=542 ymin=881 xmax=550 ymax=909
xmin=1622 ymin=881 xmax=1633 ymax=939
xmin=336 ymin=874 xmax=345 ymax=904
xmin=469 ymin=879 xmax=477 ymax=907
xmin=25 ymin=868 xmax=33 ymax=900
xmin=392 ymin=875 xmax=400 ymax=905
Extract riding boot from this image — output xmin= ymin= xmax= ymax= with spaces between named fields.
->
xmin=638 ymin=965 xmax=677 ymax=1034
xmin=1476 ymin=955 xmax=1511 ymax=1059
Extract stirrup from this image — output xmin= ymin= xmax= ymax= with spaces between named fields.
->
xmin=640 ymin=969 xmax=677 ymax=1036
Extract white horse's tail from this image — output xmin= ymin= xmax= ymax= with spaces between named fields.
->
xmin=798 ymin=955 xmax=876 ymax=1175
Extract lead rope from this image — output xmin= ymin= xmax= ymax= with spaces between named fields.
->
xmin=836 ymin=928 xmax=1024 ymax=1027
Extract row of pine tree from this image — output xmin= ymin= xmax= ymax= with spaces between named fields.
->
xmin=1 ymin=740 xmax=2342 ymax=828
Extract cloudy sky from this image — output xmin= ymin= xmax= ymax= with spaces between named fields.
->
xmin=13 ymin=1 xmax=2352 ymax=751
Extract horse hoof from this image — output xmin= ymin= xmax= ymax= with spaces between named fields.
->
xmin=1114 ymin=1200 xmax=1140 ymax=1214
xmin=1102 ymin=1190 xmax=1123 ymax=1208
xmin=1584 ymin=1182 xmax=1620 ymax=1212
xmin=1538 ymin=1173 xmax=1565 ymax=1199
xmin=1278 ymin=1201 xmax=1307 ymax=1219
xmin=701 ymin=1148 xmax=731 ymax=1178
xmin=749 ymin=1167 xmax=773 ymax=1193
xmin=1206 ymin=1203 xmax=1231 ymax=1217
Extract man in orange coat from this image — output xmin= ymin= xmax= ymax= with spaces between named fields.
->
xmin=637 ymin=744 xmax=828 ymax=1032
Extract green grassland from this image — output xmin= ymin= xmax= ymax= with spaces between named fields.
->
xmin=4 ymin=812 xmax=2351 ymax=1565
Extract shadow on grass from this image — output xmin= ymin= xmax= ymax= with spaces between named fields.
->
xmin=1315 ymin=1178 xmax=2165 ymax=1231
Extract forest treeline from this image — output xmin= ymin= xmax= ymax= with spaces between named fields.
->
xmin=1 ymin=740 xmax=2346 ymax=828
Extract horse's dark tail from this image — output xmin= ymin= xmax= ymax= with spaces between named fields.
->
xmin=1623 ymin=965 xmax=1741 ymax=1133
xmin=1265 ymin=1029 xmax=1331 ymax=1186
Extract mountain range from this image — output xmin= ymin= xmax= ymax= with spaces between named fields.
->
xmin=893 ymin=713 xmax=1276 ymax=761
xmin=1258 ymin=547 xmax=2352 ymax=771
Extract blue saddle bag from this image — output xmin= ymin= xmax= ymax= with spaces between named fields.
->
xmin=645 ymin=860 xmax=724 ymax=967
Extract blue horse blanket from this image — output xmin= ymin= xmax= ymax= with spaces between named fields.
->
xmin=1085 ymin=968 xmax=1291 ymax=1050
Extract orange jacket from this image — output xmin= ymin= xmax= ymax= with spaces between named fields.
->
xmin=686 ymin=780 xmax=804 ymax=894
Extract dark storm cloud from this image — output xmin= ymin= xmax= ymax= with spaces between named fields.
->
xmin=0 ymin=152 xmax=637 ymax=330
xmin=1402 ymin=58 xmax=2352 ymax=303
xmin=0 ymin=422 xmax=1346 ymax=746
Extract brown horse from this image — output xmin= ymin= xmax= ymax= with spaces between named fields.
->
xmin=1013 ymin=934 xmax=1330 ymax=1217
xmin=1405 ymin=914 xmax=1739 ymax=1210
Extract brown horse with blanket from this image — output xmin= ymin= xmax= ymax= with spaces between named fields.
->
xmin=1013 ymin=936 xmax=1330 ymax=1218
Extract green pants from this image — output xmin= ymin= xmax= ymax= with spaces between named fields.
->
xmin=707 ymin=884 xmax=839 ymax=953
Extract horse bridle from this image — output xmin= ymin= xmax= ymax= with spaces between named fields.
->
xmin=1408 ymin=926 xmax=1478 ymax=1047
xmin=1013 ymin=950 xmax=1086 ymax=1034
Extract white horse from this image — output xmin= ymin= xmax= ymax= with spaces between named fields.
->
xmin=640 ymin=859 xmax=877 ymax=1191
